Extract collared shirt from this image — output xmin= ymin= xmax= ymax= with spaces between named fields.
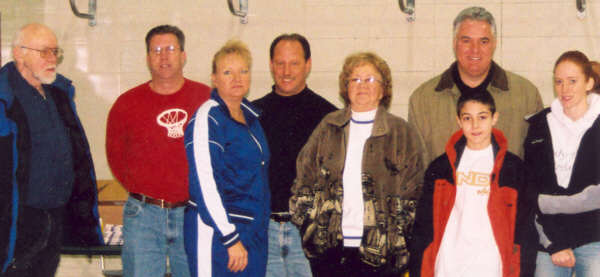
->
xmin=9 ymin=69 xmax=74 ymax=209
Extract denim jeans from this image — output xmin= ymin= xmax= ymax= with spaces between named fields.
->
xmin=122 ymin=196 xmax=190 ymax=277
xmin=265 ymin=220 xmax=312 ymax=277
xmin=535 ymin=241 xmax=600 ymax=277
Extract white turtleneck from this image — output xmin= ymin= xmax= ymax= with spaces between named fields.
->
xmin=342 ymin=108 xmax=376 ymax=247
xmin=547 ymin=93 xmax=600 ymax=188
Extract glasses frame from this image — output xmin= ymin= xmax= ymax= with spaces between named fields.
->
xmin=149 ymin=45 xmax=180 ymax=56
xmin=347 ymin=76 xmax=384 ymax=86
xmin=20 ymin=46 xmax=64 ymax=60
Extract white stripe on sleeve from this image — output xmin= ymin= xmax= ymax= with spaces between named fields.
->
xmin=192 ymin=99 xmax=236 ymax=237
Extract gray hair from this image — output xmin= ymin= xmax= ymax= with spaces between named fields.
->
xmin=453 ymin=6 xmax=496 ymax=38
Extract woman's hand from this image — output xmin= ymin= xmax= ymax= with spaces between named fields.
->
xmin=227 ymin=241 xmax=248 ymax=272
xmin=551 ymin=248 xmax=575 ymax=267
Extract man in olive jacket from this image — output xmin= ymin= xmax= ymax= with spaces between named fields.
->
xmin=409 ymin=6 xmax=543 ymax=162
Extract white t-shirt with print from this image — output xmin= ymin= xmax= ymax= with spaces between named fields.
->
xmin=434 ymin=144 xmax=502 ymax=277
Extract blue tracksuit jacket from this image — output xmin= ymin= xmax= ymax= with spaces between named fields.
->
xmin=184 ymin=89 xmax=270 ymax=277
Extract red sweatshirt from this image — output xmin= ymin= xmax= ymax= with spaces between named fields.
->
xmin=106 ymin=79 xmax=210 ymax=202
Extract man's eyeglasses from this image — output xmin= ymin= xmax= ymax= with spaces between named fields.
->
xmin=149 ymin=45 xmax=180 ymax=55
xmin=348 ymin=76 xmax=384 ymax=86
xmin=20 ymin=46 xmax=63 ymax=60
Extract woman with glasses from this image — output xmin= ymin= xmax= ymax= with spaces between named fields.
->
xmin=289 ymin=52 xmax=426 ymax=276
xmin=183 ymin=40 xmax=270 ymax=277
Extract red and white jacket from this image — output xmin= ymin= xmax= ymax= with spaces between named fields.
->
xmin=409 ymin=129 xmax=538 ymax=277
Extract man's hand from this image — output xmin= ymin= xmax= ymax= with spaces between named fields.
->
xmin=227 ymin=241 xmax=248 ymax=272
xmin=551 ymin=248 xmax=575 ymax=268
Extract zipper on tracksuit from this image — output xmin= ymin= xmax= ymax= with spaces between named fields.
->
xmin=247 ymin=128 xmax=265 ymax=166
xmin=246 ymin=126 xmax=269 ymax=218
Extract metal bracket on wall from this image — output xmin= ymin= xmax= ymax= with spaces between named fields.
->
xmin=576 ymin=0 xmax=586 ymax=19
xmin=399 ymin=0 xmax=415 ymax=22
xmin=227 ymin=0 xmax=248 ymax=24
xmin=69 ymin=0 xmax=97 ymax=26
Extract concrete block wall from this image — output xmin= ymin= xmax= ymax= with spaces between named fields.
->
xmin=2 ymin=0 xmax=600 ymax=275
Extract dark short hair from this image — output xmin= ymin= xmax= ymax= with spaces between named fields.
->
xmin=456 ymin=90 xmax=496 ymax=116
xmin=269 ymin=33 xmax=311 ymax=61
xmin=145 ymin=25 xmax=185 ymax=52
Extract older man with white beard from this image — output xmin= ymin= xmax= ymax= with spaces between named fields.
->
xmin=0 ymin=23 xmax=103 ymax=276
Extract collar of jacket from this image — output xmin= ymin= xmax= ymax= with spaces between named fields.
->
xmin=209 ymin=88 xmax=261 ymax=123
xmin=323 ymin=107 xmax=390 ymax=137
xmin=527 ymin=107 xmax=551 ymax=124
xmin=0 ymin=62 xmax=74 ymax=107
xmin=444 ymin=128 xmax=508 ymax=185
xmin=434 ymin=61 xmax=509 ymax=92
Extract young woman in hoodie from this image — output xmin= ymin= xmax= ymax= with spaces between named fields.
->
xmin=524 ymin=50 xmax=600 ymax=277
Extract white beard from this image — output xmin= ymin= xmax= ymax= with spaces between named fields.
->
xmin=36 ymin=71 xmax=56 ymax=84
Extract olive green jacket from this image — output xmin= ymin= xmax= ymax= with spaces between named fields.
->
xmin=409 ymin=62 xmax=543 ymax=162
xmin=290 ymin=107 xmax=426 ymax=272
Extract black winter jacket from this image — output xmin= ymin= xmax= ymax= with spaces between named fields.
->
xmin=524 ymin=108 xmax=600 ymax=254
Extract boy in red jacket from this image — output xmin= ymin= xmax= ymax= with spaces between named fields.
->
xmin=409 ymin=90 xmax=536 ymax=277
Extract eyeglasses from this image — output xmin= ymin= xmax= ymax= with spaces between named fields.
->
xmin=149 ymin=45 xmax=180 ymax=55
xmin=347 ymin=76 xmax=384 ymax=86
xmin=20 ymin=46 xmax=64 ymax=60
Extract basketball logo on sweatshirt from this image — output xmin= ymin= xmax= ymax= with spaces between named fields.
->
xmin=156 ymin=108 xmax=188 ymax=138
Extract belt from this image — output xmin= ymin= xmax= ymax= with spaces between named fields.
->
xmin=130 ymin=193 xmax=187 ymax=209
xmin=270 ymin=212 xmax=291 ymax=222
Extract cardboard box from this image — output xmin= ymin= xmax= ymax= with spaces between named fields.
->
xmin=97 ymin=179 xmax=127 ymax=227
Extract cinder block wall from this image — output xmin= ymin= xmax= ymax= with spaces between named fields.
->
xmin=2 ymin=0 xmax=600 ymax=275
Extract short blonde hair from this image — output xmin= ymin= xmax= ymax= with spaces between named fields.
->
xmin=212 ymin=39 xmax=252 ymax=73
xmin=338 ymin=52 xmax=392 ymax=109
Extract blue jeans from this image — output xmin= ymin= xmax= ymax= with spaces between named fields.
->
xmin=535 ymin=241 xmax=600 ymax=277
xmin=265 ymin=219 xmax=312 ymax=277
xmin=122 ymin=196 xmax=190 ymax=277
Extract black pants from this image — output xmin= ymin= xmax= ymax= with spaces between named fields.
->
xmin=310 ymin=247 xmax=396 ymax=277
xmin=4 ymin=206 xmax=65 ymax=277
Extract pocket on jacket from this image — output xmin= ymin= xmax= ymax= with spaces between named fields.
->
xmin=228 ymin=211 xmax=255 ymax=224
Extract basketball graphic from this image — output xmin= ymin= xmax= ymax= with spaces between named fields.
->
xmin=156 ymin=108 xmax=188 ymax=138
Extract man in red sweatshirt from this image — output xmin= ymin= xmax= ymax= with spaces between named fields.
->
xmin=106 ymin=25 xmax=210 ymax=277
